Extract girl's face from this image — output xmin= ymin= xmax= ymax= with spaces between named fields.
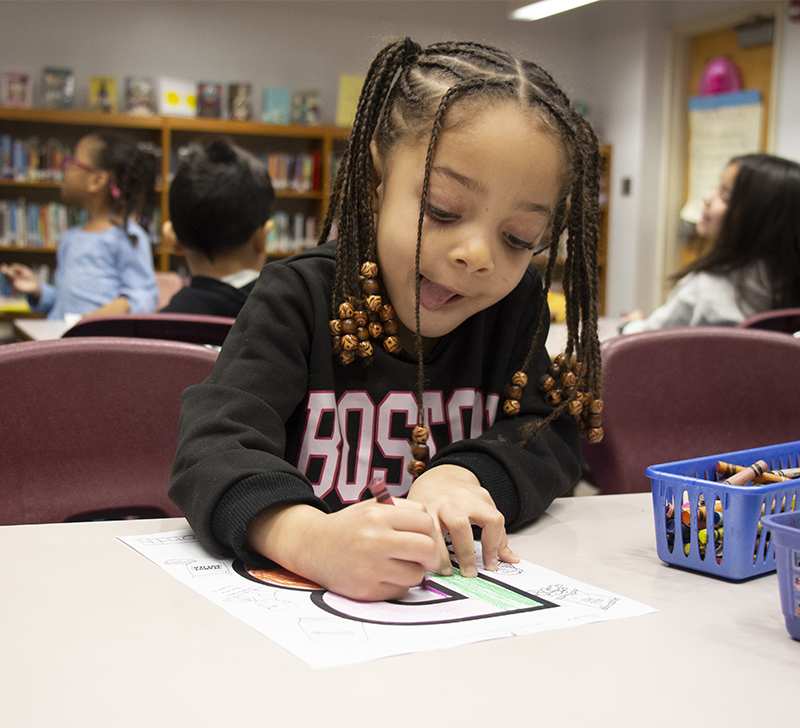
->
xmin=60 ymin=136 xmax=103 ymax=206
xmin=371 ymin=102 xmax=564 ymax=342
xmin=697 ymin=162 xmax=739 ymax=241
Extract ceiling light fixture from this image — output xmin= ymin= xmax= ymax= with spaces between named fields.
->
xmin=511 ymin=0 xmax=601 ymax=22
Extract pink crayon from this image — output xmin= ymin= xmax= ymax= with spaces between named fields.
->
xmin=367 ymin=476 xmax=395 ymax=504
xmin=367 ymin=476 xmax=432 ymax=591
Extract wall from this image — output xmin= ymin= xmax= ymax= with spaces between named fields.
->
xmin=1 ymin=0 xmax=793 ymax=318
xmin=0 ymin=1 xmax=593 ymax=116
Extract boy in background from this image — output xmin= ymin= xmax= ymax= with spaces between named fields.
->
xmin=161 ymin=137 xmax=274 ymax=316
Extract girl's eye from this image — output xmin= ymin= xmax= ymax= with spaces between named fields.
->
xmin=504 ymin=233 xmax=536 ymax=251
xmin=425 ymin=203 xmax=459 ymax=222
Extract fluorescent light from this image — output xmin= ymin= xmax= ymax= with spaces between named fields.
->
xmin=512 ymin=0 xmax=600 ymax=22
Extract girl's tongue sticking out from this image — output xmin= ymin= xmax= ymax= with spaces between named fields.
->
xmin=419 ymin=277 xmax=462 ymax=311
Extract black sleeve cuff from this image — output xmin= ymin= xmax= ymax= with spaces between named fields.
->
xmin=426 ymin=451 xmax=519 ymax=527
xmin=211 ymin=471 xmax=331 ymax=568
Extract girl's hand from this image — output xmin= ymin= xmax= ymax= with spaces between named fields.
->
xmin=407 ymin=464 xmax=520 ymax=577
xmin=1 ymin=263 xmax=40 ymax=297
xmin=248 ymin=499 xmax=441 ymax=602
xmin=618 ymin=309 xmax=644 ymax=330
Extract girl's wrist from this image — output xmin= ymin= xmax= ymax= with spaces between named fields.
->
xmin=247 ymin=502 xmax=326 ymax=575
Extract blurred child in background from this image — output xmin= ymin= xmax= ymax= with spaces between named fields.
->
xmin=620 ymin=153 xmax=800 ymax=333
xmin=160 ymin=137 xmax=274 ymax=316
xmin=1 ymin=130 xmax=159 ymax=320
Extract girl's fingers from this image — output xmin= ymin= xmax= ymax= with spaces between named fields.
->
xmin=479 ymin=518 xmax=507 ymax=571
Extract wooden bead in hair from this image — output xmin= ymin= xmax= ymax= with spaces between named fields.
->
xmin=332 ymin=262 xmax=402 ymax=363
xmin=502 ymin=370 xmax=529 ymax=419
xmin=588 ymin=427 xmax=604 ymax=443
xmin=407 ymin=424 xmax=430 ymax=476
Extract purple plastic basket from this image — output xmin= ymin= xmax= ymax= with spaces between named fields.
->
xmin=761 ymin=511 xmax=800 ymax=640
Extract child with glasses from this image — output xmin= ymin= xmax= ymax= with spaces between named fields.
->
xmin=1 ymin=130 xmax=159 ymax=320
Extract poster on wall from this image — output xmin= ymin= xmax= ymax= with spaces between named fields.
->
xmin=680 ymin=89 xmax=762 ymax=224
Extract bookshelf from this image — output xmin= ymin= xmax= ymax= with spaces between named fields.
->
xmin=0 ymin=107 xmax=351 ymax=273
xmin=532 ymin=144 xmax=611 ymax=315
xmin=1 ymin=107 xmax=609 ymax=314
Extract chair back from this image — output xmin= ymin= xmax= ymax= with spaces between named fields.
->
xmin=737 ymin=307 xmax=800 ymax=336
xmin=580 ymin=326 xmax=800 ymax=494
xmin=0 ymin=337 xmax=218 ymax=525
xmin=62 ymin=312 xmax=236 ymax=347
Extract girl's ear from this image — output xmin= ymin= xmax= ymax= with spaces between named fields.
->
xmin=370 ymin=140 xmax=384 ymax=214
xmin=87 ymin=169 xmax=110 ymax=195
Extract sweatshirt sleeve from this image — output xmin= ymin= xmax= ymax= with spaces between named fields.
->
xmin=29 ymin=280 xmax=56 ymax=316
xmin=168 ymin=259 xmax=329 ymax=559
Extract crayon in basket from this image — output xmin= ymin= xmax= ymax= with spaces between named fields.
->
xmin=715 ymin=460 xmax=792 ymax=484
xmin=719 ymin=459 xmax=771 ymax=485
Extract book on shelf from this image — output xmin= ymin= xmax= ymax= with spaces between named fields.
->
xmin=291 ymin=90 xmax=321 ymax=125
xmin=335 ymin=74 xmax=364 ymax=128
xmin=1 ymin=71 xmax=32 ymax=108
xmin=197 ymin=83 xmax=223 ymax=118
xmin=158 ymin=78 xmax=197 ymax=117
xmin=1 ymin=134 xmax=71 ymax=182
xmin=266 ymin=210 xmax=318 ymax=255
xmin=262 ymin=151 xmax=320 ymax=193
xmin=0 ymin=197 xmax=79 ymax=248
xmin=41 ymin=67 xmax=75 ymax=109
xmin=228 ymin=83 xmax=252 ymax=121
xmin=124 ymin=77 xmax=156 ymax=115
xmin=89 ymin=76 xmax=118 ymax=113
xmin=262 ymin=87 xmax=291 ymax=124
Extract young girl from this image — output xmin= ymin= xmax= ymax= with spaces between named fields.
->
xmin=1 ymin=130 xmax=159 ymax=320
xmin=619 ymin=153 xmax=800 ymax=333
xmin=170 ymin=39 xmax=604 ymax=602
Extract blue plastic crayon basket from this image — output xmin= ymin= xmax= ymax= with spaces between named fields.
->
xmin=646 ymin=440 xmax=800 ymax=581
xmin=760 ymin=511 xmax=800 ymax=640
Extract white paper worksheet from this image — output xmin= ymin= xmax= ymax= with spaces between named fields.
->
xmin=120 ymin=529 xmax=655 ymax=669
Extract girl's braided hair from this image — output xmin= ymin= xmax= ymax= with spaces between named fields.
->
xmin=320 ymin=39 xmax=602 ymax=446
xmin=88 ymin=129 xmax=159 ymax=245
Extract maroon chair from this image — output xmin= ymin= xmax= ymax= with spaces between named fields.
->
xmin=62 ymin=313 xmax=236 ymax=347
xmin=580 ymin=326 xmax=800 ymax=494
xmin=737 ymin=308 xmax=800 ymax=336
xmin=0 ymin=337 xmax=218 ymax=525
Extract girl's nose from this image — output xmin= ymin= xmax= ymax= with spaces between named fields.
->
xmin=451 ymin=233 xmax=494 ymax=274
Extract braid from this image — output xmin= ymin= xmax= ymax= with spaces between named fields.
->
xmin=323 ymin=41 xmax=408 ymax=313
xmin=328 ymin=38 xmax=605 ymax=475
xmin=90 ymin=130 xmax=158 ymax=244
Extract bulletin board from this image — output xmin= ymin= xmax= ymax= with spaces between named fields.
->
xmin=680 ymin=89 xmax=763 ymax=224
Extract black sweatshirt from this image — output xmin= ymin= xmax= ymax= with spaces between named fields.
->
xmin=169 ymin=241 xmax=580 ymax=566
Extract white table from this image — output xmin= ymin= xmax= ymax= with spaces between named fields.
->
xmin=1 ymin=493 xmax=795 ymax=727
xmin=12 ymin=317 xmax=71 ymax=341
xmin=546 ymin=315 xmax=619 ymax=357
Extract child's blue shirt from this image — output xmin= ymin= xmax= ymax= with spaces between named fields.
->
xmin=32 ymin=221 xmax=158 ymax=320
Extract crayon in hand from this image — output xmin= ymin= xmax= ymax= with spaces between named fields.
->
xmin=367 ymin=477 xmax=395 ymax=504
xmin=366 ymin=475 xmax=434 ymax=590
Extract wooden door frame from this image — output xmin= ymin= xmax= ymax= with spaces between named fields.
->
xmin=656 ymin=1 xmax=783 ymax=301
